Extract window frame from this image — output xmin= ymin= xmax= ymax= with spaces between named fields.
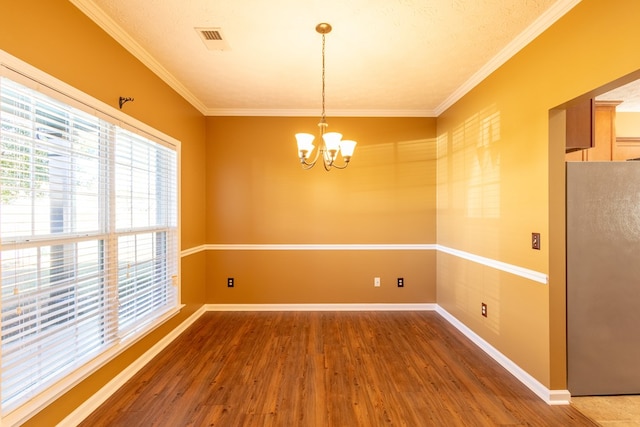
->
xmin=0 ymin=50 xmax=182 ymax=426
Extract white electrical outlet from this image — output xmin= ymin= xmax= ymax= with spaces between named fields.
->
xmin=374 ymin=277 xmax=381 ymax=287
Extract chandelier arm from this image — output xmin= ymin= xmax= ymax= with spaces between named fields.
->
xmin=301 ymin=160 xmax=317 ymax=170
xmin=301 ymin=144 xmax=321 ymax=168
xmin=326 ymin=159 xmax=350 ymax=170
xmin=322 ymin=155 xmax=333 ymax=171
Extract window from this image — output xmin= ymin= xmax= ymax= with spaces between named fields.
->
xmin=0 ymin=60 xmax=179 ymax=420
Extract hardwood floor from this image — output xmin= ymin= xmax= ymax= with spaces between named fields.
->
xmin=80 ymin=311 xmax=596 ymax=426
xmin=572 ymin=395 xmax=640 ymax=425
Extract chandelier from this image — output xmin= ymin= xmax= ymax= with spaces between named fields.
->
xmin=296 ymin=23 xmax=357 ymax=170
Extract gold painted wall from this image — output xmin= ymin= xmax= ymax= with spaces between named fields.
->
xmin=616 ymin=112 xmax=640 ymax=137
xmin=1 ymin=0 xmax=207 ymax=424
xmin=436 ymin=0 xmax=640 ymax=390
xmin=206 ymin=117 xmax=437 ymax=303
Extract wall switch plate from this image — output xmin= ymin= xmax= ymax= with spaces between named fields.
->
xmin=374 ymin=277 xmax=381 ymax=287
xmin=397 ymin=277 xmax=404 ymax=287
xmin=227 ymin=277 xmax=234 ymax=288
xmin=532 ymin=232 xmax=541 ymax=250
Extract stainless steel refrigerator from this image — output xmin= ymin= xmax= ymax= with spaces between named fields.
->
xmin=567 ymin=161 xmax=640 ymax=396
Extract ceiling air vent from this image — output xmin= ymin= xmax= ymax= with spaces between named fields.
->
xmin=202 ymin=30 xmax=222 ymax=41
xmin=195 ymin=27 xmax=230 ymax=51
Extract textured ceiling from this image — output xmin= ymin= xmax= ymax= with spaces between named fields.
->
xmin=70 ymin=0 xmax=581 ymax=117
xmin=597 ymin=79 xmax=640 ymax=112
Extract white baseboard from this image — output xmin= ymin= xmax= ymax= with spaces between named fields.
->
xmin=57 ymin=305 xmax=207 ymax=427
xmin=204 ymin=303 xmax=437 ymax=311
xmin=435 ymin=306 xmax=570 ymax=405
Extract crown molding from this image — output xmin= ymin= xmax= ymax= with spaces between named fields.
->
xmin=69 ymin=0 xmax=209 ymax=115
xmin=203 ymin=108 xmax=436 ymax=118
xmin=434 ymin=0 xmax=582 ymax=116
xmin=71 ymin=0 xmax=580 ymax=119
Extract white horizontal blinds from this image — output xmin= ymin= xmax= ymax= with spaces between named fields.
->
xmin=0 ymin=74 xmax=178 ymax=414
xmin=0 ymin=242 xmax=112 ymax=410
xmin=0 ymin=77 xmax=114 ymax=411
xmin=114 ymin=129 xmax=177 ymax=336
xmin=115 ymin=128 xmax=177 ymax=230
xmin=0 ymin=78 xmax=108 ymax=240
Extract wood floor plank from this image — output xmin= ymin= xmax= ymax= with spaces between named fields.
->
xmin=79 ymin=311 xmax=597 ymax=426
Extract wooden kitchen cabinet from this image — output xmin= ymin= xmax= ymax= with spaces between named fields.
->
xmin=586 ymin=101 xmax=618 ymax=161
xmin=566 ymin=98 xmax=594 ymax=151
xmin=565 ymin=101 xmax=623 ymax=161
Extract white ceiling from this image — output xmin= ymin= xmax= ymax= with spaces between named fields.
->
xmin=70 ymin=0 xmax=581 ymax=117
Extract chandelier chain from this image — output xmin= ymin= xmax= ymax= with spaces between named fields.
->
xmin=321 ymin=33 xmax=326 ymax=124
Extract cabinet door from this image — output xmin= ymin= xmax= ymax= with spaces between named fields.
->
xmin=566 ymin=98 xmax=594 ymax=151
xmin=585 ymin=102 xmax=616 ymax=161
